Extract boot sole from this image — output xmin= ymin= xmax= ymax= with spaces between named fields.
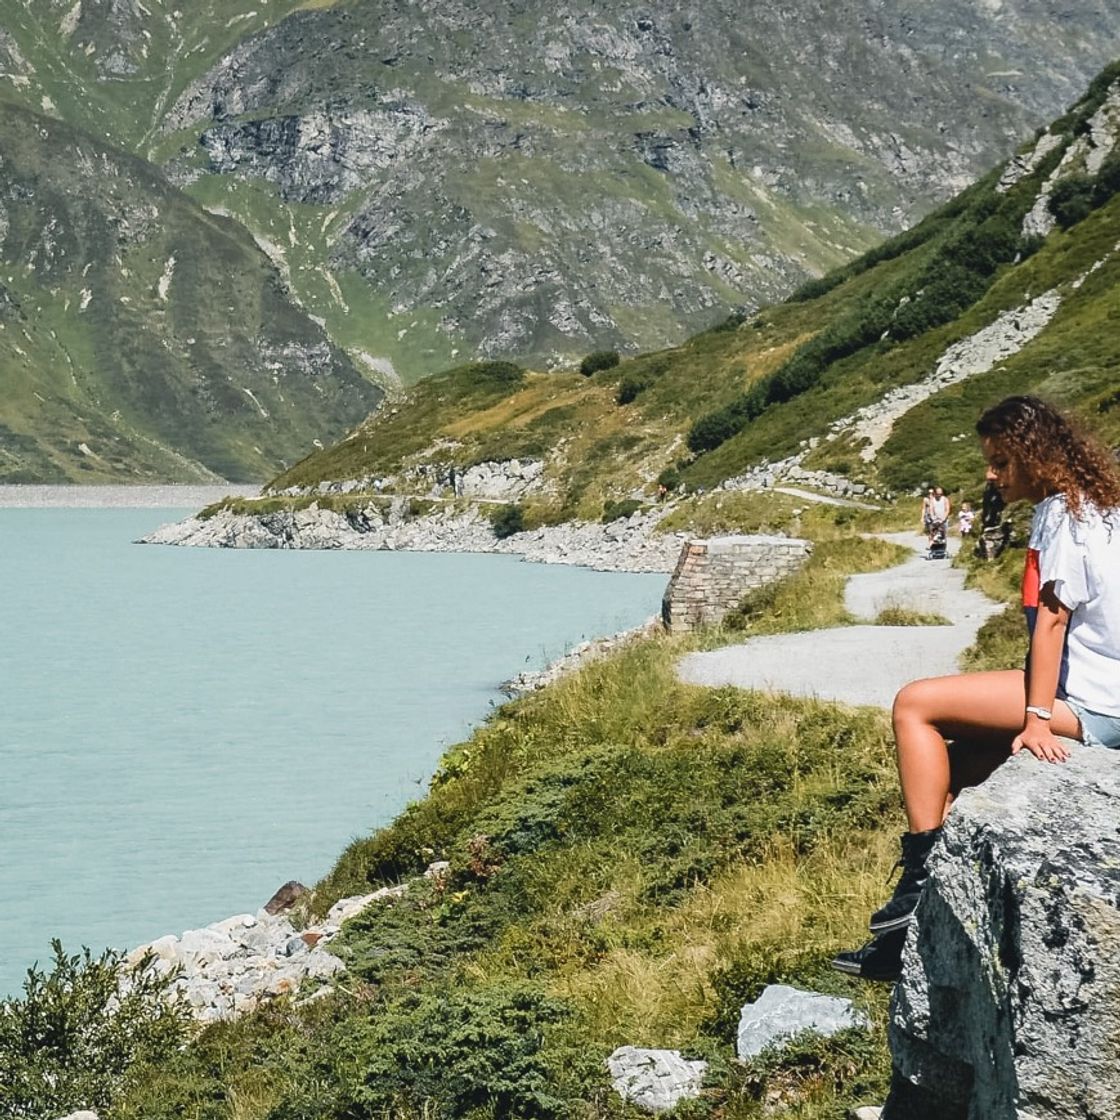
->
xmin=829 ymin=955 xmax=901 ymax=983
xmin=868 ymin=911 xmax=915 ymax=933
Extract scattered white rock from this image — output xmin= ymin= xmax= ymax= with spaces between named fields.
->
xmin=126 ymin=880 xmax=410 ymax=1022
xmin=607 ymin=1046 xmax=708 ymax=1113
xmin=55 ymin=1113 xmax=99 ymax=1120
xmin=324 ymin=884 xmax=408 ymax=926
xmin=736 ymin=984 xmax=868 ymax=1061
xmin=501 ymin=617 xmax=661 ymax=695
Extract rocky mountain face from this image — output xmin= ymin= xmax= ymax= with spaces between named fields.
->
xmin=155 ymin=0 xmax=1120 ymax=375
xmin=4 ymin=0 xmax=1120 ymax=396
xmin=0 ymin=102 xmax=381 ymax=482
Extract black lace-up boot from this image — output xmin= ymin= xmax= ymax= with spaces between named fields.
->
xmin=830 ymin=927 xmax=908 ymax=983
xmin=868 ymin=827 xmax=941 ymax=933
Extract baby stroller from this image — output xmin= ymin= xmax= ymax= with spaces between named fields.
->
xmin=926 ymin=519 xmax=948 ymax=560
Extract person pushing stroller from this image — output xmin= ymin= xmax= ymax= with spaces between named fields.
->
xmin=926 ymin=486 xmax=951 ymax=559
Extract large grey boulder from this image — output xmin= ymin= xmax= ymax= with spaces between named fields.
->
xmin=884 ymin=750 xmax=1120 ymax=1119
xmin=736 ymin=984 xmax=867 ymax=1061
xmin=606 ymin=1047 xmax=707 ymax=1113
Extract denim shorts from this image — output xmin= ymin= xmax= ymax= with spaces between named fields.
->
xmin=1063 ymin=697 xmax=1120 ymax=749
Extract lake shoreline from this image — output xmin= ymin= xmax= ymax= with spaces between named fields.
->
xmin=140 ymin=503 xmax=687 ymax=574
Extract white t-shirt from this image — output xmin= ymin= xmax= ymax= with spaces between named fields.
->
xmin=1029 ymin=493 xmax=1120 ymax=716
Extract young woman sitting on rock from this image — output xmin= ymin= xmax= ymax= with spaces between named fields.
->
xmin=834 ymin=395 xmax=1120 ymax=981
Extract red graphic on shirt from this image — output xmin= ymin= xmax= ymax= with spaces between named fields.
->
xmin=1022 ymin=548 xmax=1040 ymax=609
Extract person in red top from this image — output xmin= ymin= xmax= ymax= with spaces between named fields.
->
xmin=834 ymin=396 xmax=1120 ymax=981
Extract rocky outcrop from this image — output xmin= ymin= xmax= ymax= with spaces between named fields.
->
xmin=125 ymin=885 xmax=408 ymax=1023
xmin=884 ymin=750 xmax=1120 ymax=1120
xmin=1021 ymin=81 xmax=1120 ymax=239
xmin=141 ymin=502 xmax=686 ymax=573
xmin=607 ymin=1048 xmax=708 ymax=1113
xmin=721 ymin=286 xmax=1063 ymax=497
xmin=150 ymin=1 xmax=1120 ymax=374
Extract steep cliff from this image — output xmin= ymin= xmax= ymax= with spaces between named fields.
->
xmin=3 ymin=0 xmax=1120 ymax=382
xmin=157 ymin=0 xmax=1120 ymax=373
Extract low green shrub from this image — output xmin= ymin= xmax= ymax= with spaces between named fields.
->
xmin=491 ymin=503 xmax=525 ymax=538
xmin=601 ymin=498 xmax=643 ymax=522
xmin=1049 ymin=174 xmax=1096 ymax=229
xmin=579 ymin=350 xmax=620 ymax=376
xmin=658 ymin=466 xmax=682 ymax=491
xmin=617 ymin=374 xmax=651 ymax=404
xmin=329 ymin=985 xmax=586 ymax=1120
xmin=0 ymin=941 xmax=188 ymax=1119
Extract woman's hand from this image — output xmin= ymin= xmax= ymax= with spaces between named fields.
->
xmin=1012 ymin=718 xmax=1070 ymax=763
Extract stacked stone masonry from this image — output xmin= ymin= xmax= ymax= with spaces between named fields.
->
xmin=662 ymin=535 xmax=812 ymax=632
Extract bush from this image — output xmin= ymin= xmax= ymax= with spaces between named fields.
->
xmin=491 ymin=504 xmax=525 ymax=538
xmin=657 ymin=466 xmax=681 ymax=491
xmin=1049 ymin=174 xmax=1096 ymax=229
xmin=331 ymin=985 xmax=581 ymax=1120
xmin=579 ymin=350 xmax=620 ymax=376
xmin=616 ymin=374 xmax=650 ymax=404
xmin=601 ymin=498 xmax=643 ymax=522
xmin=462 ymin=360 xmax=525 ymax=386
xmin=711 ymin=306 xmax=749 ymax=331
xmin=0 ymin=941 xmax=188 ymax=1118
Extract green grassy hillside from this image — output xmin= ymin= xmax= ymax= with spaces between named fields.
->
xmin=0 ymin=102 xmax=381 ymax=482
xmin=260 ymin=62 xmax=1120 ymax=517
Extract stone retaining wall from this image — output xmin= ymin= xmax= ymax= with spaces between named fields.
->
xmin=661 ymin=535 xmax=812 ymax=632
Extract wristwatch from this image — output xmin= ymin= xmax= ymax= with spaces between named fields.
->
xmin=1025 ymin=705 xmax=1053 ymax=721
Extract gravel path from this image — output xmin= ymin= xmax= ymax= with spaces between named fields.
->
xmin=676 ymin=532 xmax=1005 ymax=709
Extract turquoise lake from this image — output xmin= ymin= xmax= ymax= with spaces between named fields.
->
xmin=0 ymin=509 xmax=665 ymax=996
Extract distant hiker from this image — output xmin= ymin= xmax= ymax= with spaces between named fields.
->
xmin=833 ymin=395 xmax=1120 ymax=982
xmin=957 ymin=500 xmax=975 ymax=537
xmin=980 ymin=478 xmax=1005 ymax=529
xmin=920 ymin=487 xmax=935 ymax=535
xmin=976 ymin=478 xmax=1009 ymax=559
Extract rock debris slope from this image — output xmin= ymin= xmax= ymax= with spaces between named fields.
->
xmin=21 ymin=0 xmax=1113 ymax=376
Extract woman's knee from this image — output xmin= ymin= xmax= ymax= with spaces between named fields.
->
xmin=892 ymin=679 xmax=933 ymax=727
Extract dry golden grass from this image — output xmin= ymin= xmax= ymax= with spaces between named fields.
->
xmin=555 ymin=830 xmax=897 ymax=1044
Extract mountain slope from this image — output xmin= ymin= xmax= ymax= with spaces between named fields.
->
xmin=153 ymin=0 xmax=1120 ymax=377
xmin=5 ymin=0 xmax=1120 ymax=383
xmin=258 ymin=61 xmax=1120 ymax=518
xmin=0 ymin=102 xmax=382 ymax=482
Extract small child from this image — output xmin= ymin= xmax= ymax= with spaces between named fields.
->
xmin=958 ymin=500 xmax=975 ymax=537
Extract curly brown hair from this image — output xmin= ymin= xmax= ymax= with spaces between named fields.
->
xmin=976 ymin=395 xmax=1120 ymax=518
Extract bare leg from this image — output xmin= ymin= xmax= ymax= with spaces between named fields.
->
xmin=945 ymin=738 xmax=1014 ymax=817
xmin=892 ymin=670 xmax=1083 ymax=832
